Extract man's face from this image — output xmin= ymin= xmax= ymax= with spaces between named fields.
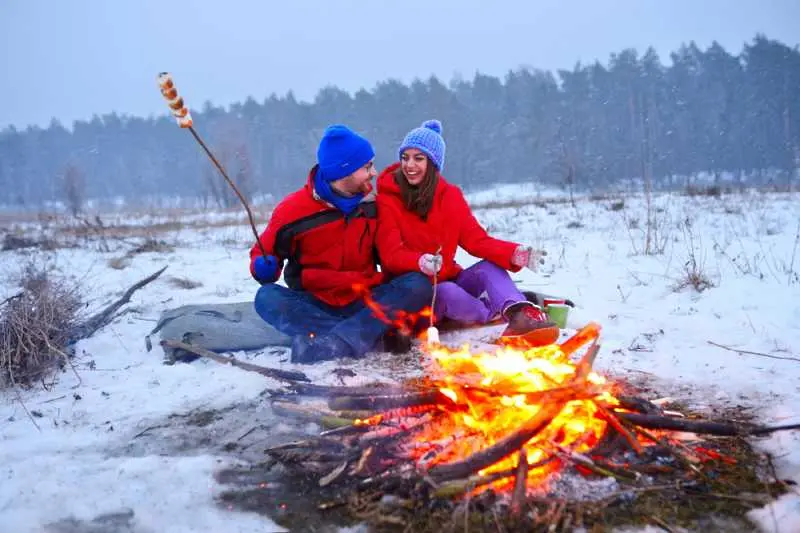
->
xmin=331 ymin=160 xmax=377 ymax=196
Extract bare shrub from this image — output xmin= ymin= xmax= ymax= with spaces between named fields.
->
xmin=609 ymin=200 xmax=625 ymax=212
xmin=0 ymin=262 xmax=83 ymax=388
xmin=683 ymin=184 xmax=723 ymax=198
xmin=204 ymin=141 xmax=254 ymax=209
xmin=105 ymin=238 xmax=174 ymax=271
xmin=2 ymin=233 xmax=63 ymax=252
xmin=62 ymin=162 xmax=86 ymax=216
xmin=167 ymin=276 xmax=203 ymax=290
xmin=2 ymin=234 xmax=38 ymax=251
xmin=107 ymin=256 xmax=132 ymax=270
xmin=673 ymin=218 xmax=715 ymax=293
xmin=619 ymin=195 xmax=670 ymax=256
xmin=127 ymin=237 xmax=175 ymax=255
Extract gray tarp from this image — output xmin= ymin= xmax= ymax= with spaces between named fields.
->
xmin=146 ymin=290 xmax=573 ymax=362
xmin=146 ymin=301 xmax=291 ymax=362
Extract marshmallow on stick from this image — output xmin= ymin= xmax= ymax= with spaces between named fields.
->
xmin=157 ymin=72 xmax=193 ymax=128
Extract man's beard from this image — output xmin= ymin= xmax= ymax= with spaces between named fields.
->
xmin=357 ymin=180 xmax=373 ymax=195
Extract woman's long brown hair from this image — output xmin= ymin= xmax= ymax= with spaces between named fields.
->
xmin=393 ymin=159 xmax=439 ymax=219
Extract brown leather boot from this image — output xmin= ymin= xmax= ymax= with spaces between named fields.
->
xmin=500 ymin=302 xmax=560 ymax=347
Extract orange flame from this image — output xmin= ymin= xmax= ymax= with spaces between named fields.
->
xmin=352 ymin=283 xmax=430 ymax=336
xmin=401 ymin=323 xmax=625 ymax=491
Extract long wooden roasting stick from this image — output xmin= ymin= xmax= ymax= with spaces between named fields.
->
xmin=156 ymin=72 xmax=268 ymax=258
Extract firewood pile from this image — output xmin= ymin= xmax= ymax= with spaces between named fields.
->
xmin=252 ymin=324 xmax=798 ymax=531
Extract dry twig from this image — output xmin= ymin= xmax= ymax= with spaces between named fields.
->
xmin=707 ymin=340 xmax=800 ymax=363
xmin=160 ymin=338 xmax=309 ymax=383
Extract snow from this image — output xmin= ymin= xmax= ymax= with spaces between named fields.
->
xmin=1 ymin=187 xmax=799 ymax=532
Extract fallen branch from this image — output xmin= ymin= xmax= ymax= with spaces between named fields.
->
xmin=0 ymin=291 xmax=23 ymax=308
xmin=72 ymin=266 xmax=168 ymax=340
xmin=616 ymin=412 xmax=800 ymax=437
xmin=707 ymin=340 xmax=800 ymax=363
xmin=160 ymin=339 xmax=309 ymax=383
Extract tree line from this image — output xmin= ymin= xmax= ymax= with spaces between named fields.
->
xmin=0 ymin=34 xmax=798 ymax=212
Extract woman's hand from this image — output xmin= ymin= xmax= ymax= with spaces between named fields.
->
xmin=418 ymin=253 xmax=443 ymax=275
xmin=511 ymin=246 xmax=547 ymax=272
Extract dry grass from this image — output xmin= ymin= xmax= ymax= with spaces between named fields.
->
xmin=167 ymin=276 xmax=203 ymax=290
xmin=673 ymin=267 xmax=715 ymax=293
xmin=683 ymin=184 xmax=724 ymax=198
xmin=608 ymin=199 xmax=625 ymax=211
xmin=0 ymin=262 xmax=83 ymax=388
xmin=127 ymin=237 xmax=175 ymax=255
xmin=107 ymin=256 xmax=132 ymax=270
xmin=106 ymin=238 xmax=175 ymax=271
xmin=1 ymin=233 xmax=63 ymax=252
xmin=470 ymin=196 xmax=575 ymax=211
xmin=674 ymin=218 xmax=715 ymax=293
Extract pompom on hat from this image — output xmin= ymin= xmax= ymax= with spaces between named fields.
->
xmin=398 ymin=119 xmax=446 ymax=171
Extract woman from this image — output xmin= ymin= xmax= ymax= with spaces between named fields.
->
xmin=376 ymin=119 xmax=559 ymax=346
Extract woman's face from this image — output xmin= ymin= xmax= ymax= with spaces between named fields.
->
xmin=400 ymin=148 xmax=428 ymax=186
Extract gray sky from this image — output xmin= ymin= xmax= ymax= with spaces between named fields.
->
xmin=2 ymin=0 xmax=798 ymax=130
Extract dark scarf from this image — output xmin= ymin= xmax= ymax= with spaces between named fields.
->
xmin=314 ymin=167 xmax=364 ymax=216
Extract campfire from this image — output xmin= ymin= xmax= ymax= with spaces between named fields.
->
xmin=248 ymin=323 xmax=798 ymax=530
xmin=267 ymin=324 xmax=656 ymax=492
xmin=351 ymin=323 xmax=618 ymax=493
xmin=167 ymin=323 xmax=798 ymax=530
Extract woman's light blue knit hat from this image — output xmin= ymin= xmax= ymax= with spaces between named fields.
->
xmin=398 ymin=119 xmax=445 ymax=171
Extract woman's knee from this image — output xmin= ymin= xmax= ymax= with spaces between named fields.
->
xmin=471 ymin=259 xmax=505 ymax=278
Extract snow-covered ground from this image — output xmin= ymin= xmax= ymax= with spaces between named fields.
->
xmin=1 ymin=187 xmax=798 ymax=532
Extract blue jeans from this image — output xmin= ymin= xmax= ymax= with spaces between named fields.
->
xmin=254 ymin=272 xmax=432 ymax=357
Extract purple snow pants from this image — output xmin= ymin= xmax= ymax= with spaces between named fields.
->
xmin=433 ymin=260 xmax=525 ymax=324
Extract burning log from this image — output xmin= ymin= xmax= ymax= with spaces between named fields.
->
xmin=327 ymin=390 xmax=449 ymax=411
xmin=510 ymin=448 xmax=529 ymax=517
xmin=427 ymin=398 xmax=569 ymax=483
xmin=615 ymin=411 xmax=800 ymax=437
xmin=288 ymin=382 xmax=408 ymax=397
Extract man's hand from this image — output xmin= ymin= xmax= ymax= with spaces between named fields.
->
xmin=511 ymin=246 xmax=547 ymax=272
xmin=253 ymin=255 xmax=279 ymax=283
xmin=418 ymin=253 xmax=443 ymax=276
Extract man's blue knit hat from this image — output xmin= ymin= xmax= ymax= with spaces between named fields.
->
xmin=398 ymin=119 xmax=445 ymax=171
xmin=317 ymin=124 xmax=375 ymax=182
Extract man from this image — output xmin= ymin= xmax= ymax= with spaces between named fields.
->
xmin=250 ymin=124 xmax=433 ymax=363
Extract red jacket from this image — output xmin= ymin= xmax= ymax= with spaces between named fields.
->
xmin=376 ymin=163 xmax=521 ymax=281
xmin=249 ymin=166 xmax=384 ymax=307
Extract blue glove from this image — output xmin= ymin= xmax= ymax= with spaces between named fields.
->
xmin=253 ymin=255 xmax=279 ymax=283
